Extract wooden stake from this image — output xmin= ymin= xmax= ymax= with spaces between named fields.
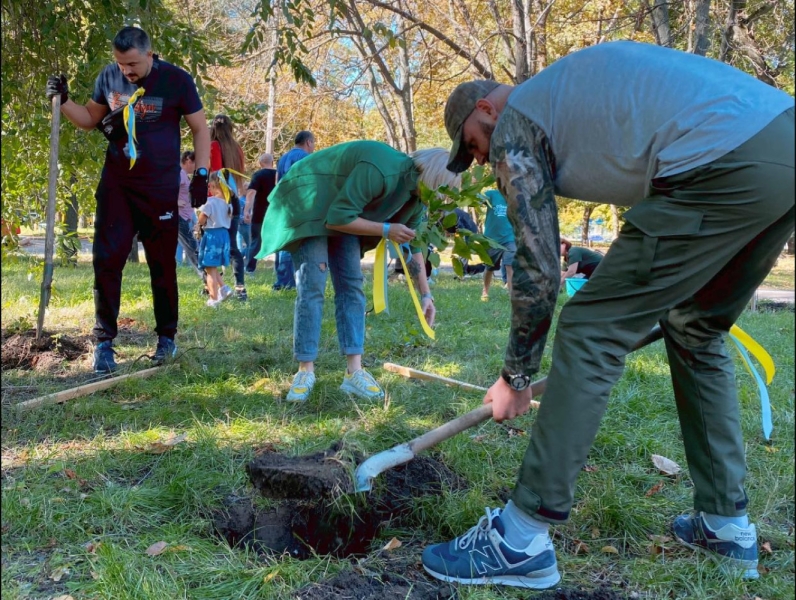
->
xmin=36 ymin=94 xmax=61 ymax=340
xmin=15 ymin=366 xmax=162 ymax=412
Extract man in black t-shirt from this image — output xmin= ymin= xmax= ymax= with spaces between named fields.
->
xmin=46 ymin=26 xmax=211 ymax=373
xmin=243 ymin=153 xmax=277 ymax=273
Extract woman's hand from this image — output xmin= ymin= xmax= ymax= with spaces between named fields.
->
xmin=386 ymin=223 xmax=415 ymax=244
xmin=421 ymin=296 xmax=436 ymax=327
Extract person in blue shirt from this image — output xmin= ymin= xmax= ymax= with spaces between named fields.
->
xmin=481 ymin=189 xmax=516 ymax=301
xmin=272 ymin=130 xmax=316 ymax=290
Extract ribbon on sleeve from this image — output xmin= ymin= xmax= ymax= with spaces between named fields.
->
xmin=373 ymin=238 xmax=435 ymax=340
xmin=728 ymin=324 xmax=776 ymax=440
xmin=123 ymin=87 xmax=146 ymax=169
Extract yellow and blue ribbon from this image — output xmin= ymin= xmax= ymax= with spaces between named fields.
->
xmin=728 ymin=324 xmax=776 ymax=440
xmin=123 ymin=88 xmax=146 ymax=169
xmin=373 ymin=238 xmax=435 ymax=340
xmin=217 ymin=168 xmax=250 ymax=203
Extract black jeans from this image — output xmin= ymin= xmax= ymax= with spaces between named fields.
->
xmin=92 ymin=176 xmax=179 ymax=341
xmin=228 ymin=215 xmax=245 ymax=287
xmin=247 ymin=221 xmax=263 ymax=272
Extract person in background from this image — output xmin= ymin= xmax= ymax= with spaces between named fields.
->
xmin=209 ymin=114 xmax=248 ymax=301
xmin=243 ymin=153 xmax=277 ymax=274
xmin=559 ymin=237 xmax=604 ymax=288
xmin=176 ymin=150 xmax=203 ymax=283
xmin=425 ymin=41 xmax=794 ymax=589
xmin=481 ymin=189 xmax=516 ymax=301
xmin=196 ymin=171 xmax=233 ymax=307
xmin=236 ymin=181 xmax=251 ymax=270
xmin=258 ymin=142 xmax=458 ymax=403
xmin=46 ymin=26 xmax=210 ymax=372
xmin=273 ymin=130 xmax=316 ymax=290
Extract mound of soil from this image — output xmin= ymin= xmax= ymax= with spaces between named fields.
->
xmin=217 ymin=453 xmax=466 ymax=559
xmin=534 ymin=588 xmax=630 ymax=600
xmin=1 ymin=330 xmax=90 ymax=371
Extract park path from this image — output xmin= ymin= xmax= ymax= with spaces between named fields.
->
xmin=15 ymin=235 xmax=794 ymax=303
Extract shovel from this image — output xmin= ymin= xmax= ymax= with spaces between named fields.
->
xmin=354 ymin=324 xmax=664 ymax=492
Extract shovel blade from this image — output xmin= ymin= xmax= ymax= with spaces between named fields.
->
xmin=354 ymin=443 xmax=415 ymax=492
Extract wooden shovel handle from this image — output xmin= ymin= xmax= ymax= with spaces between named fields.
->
xmin=409 ymin=377 xmax=546 ymax=454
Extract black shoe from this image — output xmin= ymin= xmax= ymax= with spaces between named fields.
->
xmin=235 ymin=286 xmax=248 ymax=301
xmin=93 ymin=340 xmax=118 ymax=373
xmin=272 ymin=284 xmax=284 ymax=291
xmin=201 ymin=285 xmax=210 ymax=296
xmin=152 ymin=336 xmax=177 ymax=365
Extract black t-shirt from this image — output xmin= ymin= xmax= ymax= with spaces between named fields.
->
xmin=92 ymin=56 xmax=203 ymax=185
xmin=248 ymin=167 xmax=277 ymax=224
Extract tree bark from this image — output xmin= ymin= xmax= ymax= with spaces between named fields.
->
xmin=581 ymin=205 xmax=593 ymax=245
xmin=692 ymin=0 xmax=712 ymax=55
xmin=610 ymin=204 xmax=620 ymax=238
xmin=648 ymin=0 xmax=673 ymax=47
xmin=128 ymin=234 xmax=139 ymax=263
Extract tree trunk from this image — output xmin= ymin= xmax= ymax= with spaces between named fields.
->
xmin=581 ymin=205 xmax=594 ymax=245
xmin=787 ymin=232 xmax=795 ymax=255
xmin=649 ymin=0 xmax=673 ymax=47
xmin=128 ymin=234 xmax=139 ymax=263
xmin=692 ymin=0 xmax=712 ymax=55
xmin=511 ymin=0 xmax=529 ymax=82
xmin=610 ymin=204 xmax=620 ymax=238
xmin=265 ymin=74 xmax=276 ymax=154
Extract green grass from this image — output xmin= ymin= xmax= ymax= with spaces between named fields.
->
xmin=1 ymin=252 xmax=794 ymax=600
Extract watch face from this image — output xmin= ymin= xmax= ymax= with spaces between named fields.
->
xmin=510 ymin=374 xmax=529 ymax=391
xmin=197 ymin=168 xmax=208 ymax=176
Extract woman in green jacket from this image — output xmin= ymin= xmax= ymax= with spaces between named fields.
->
xmin=257 ymin=141 xmax=460 ymax=402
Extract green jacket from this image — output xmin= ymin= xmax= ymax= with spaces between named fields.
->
xmin=256 ymin=140 xmax=423 ymax=257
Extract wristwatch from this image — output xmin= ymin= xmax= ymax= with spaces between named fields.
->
xmin=196 ymin=167 xmax=208 ymax=177
xmin=501 ymin=368 xmax=531 ymax=392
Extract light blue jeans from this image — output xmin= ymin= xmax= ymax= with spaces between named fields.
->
xmin=292 ymin=234 xmax=365 ymax=362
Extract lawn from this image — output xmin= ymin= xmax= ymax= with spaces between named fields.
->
xmin=1 ymin=251 xmax=794 ymax=600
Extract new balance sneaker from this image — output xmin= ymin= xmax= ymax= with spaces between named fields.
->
xmin=340 ymin=369 xmax=384 ymax=400
xmin=93 ymin=340 xmax=118 ymax=373
xmin=152 ymin=336 xmax=177 ymax=365
xmin=673 ymin=512 xmax=759 ymax=579
xmin=219 ymin=285 xmax=233 ymax=301
xmin=422 ymin=507 xmax=560 ymax=589
xmin=286 ymin=370 xmax=316 ymax=402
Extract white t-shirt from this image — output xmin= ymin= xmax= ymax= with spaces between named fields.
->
xmin=200 ymin=196 xmax=232 ymax=229
xmin=505 ymin=41 xmax=795 ymax=205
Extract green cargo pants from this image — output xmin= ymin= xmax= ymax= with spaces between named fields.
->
xmin=513 ymin=107 xmax=795 ymax=523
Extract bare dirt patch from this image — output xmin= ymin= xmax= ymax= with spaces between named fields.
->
xmin=1 ymin=329 xmax=91 ymax=372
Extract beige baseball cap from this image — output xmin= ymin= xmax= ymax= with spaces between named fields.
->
xmin=444 ymin=80 xmax=500 ymax=172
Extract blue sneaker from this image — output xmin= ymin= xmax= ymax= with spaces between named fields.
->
xmin=93 ymin=340 xmax=118 ymax=373
xmin=422 ymin=507 xmax=561 ymax=589
xmin=340 ymin=369 xmax=384 ymax=400
xmin=152 ymin=336 xmax=177 ymax=365
xmin=673 ymin=512 xmax=759 ymax=579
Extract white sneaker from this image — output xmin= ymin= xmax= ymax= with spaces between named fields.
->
xmin=286 ymin=371 xmax=316 ymax=402
xmin=219 ymin=285 xmax=233 ymax=301
xmin=206 ymin=297 xmax=222 ymax=308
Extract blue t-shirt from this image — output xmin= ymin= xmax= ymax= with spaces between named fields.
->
xmin=91 ymin=56 xmax=203 ymax=185
xmin=483 ymin=190 xmax=515 ymax=245
xmin=277 ymin=147 xmax=310 ymax=180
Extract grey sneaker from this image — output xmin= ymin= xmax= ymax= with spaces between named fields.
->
xmin=340 ymin=369 xmax=384 ymax=400
xmin=219 ymin=285 xmax=233 ymax=301
xmin=93 ymin=340 xmax=118 ymax=373
xmin=286 ymin=371 xmax=316 ymax=402
xmin=673 ymin=512 xmax=759 ymax=579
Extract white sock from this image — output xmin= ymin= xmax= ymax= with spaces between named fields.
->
xmin=703 ymin=512 xmax=749 ymax=529
xmin=499 ymin=500 xmax=549 ymax=548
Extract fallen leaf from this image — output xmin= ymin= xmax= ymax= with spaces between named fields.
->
xmin=471 ymin=434 xmax=487 ymax=443
xmin=49 ymin=566 xmax=69 ymax=582
xmin=582 ymin=465 xmax=599 ymax=472
xmin=252 ymin=377 xmax=271 ymax=390
xmin=52 ymin=596 xmax=74 ymax=600
xmin=382 ymin=537 xmax=402 ymax=551
xmin=572 ymin=539 xmax=590 ymax=554
xmin=263 ymin=571 xmax=279 ymax=583
xmin=45 ymin=537 xmax=58 ymax=548
xmin=601 ymin=545 xmax=619 ymax=554
xmin=757 ymin=564 xmax=771 ymax=575
xmin=590 ymin=527 xmax=600 ymax=539
xmin=648 ymin=543 xmax=663 ymax=555
xmin=505 ymin=426 xmax=526 ymax=437
xmin=764 ymin=446 xmax=779 ymax=453
xmin=20 ymin=498 xmax=31 ymax=508
xmin=761 ymin=541 xmax=773 ymax=554
xmin=91 ymin=571 xmax=100 ymax=580
xmin=648 ymin=534 xmax=672 ymax=544
xmin=166 ymin=545 xmax=190 ymax=553
xmin=651 ymin=454 xmax=681 ymax=476
xmin=84 ymin=541 xmax=102 ymax=554
xmin=64 ymin=469 xmax=77 ymax=479
xmin=645 ymin=481 xmax=665 ymax=497
xmin=148 ymin=433 xmax=188 ymax=454
xmin=146 ymin=541 xmax=169 ymax=556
